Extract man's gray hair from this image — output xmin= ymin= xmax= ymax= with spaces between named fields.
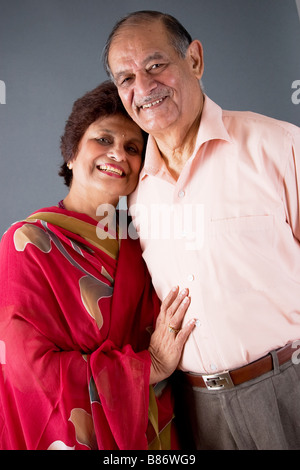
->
xmin=103 ymin=10 xmax=193 ymax=79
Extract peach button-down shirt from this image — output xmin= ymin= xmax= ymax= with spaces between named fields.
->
xmin=129 ymin=95 xmax=300 ymax=374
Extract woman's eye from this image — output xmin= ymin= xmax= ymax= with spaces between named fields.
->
xmin=96 ymin=137 xmax=111 ymax=144
xmin=126 ymin=146 xmax=138 ymax=154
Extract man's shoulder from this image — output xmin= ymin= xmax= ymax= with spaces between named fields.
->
xmin=222 ymin=108 xmax=299 ymax=140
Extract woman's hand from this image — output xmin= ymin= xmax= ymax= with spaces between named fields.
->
xmin=148 ymin=286 xmax=195 ymax=384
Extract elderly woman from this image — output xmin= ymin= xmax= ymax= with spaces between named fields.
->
xmin=0 ymin=81 xmax=195 ymax=450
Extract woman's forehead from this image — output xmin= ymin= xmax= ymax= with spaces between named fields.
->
xmin=87 ymin=115 xmax=143 ymax=140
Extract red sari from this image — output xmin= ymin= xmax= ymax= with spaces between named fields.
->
xmin=0 ymin=206 xmax=177 ymax=450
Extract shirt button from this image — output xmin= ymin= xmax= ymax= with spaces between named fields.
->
xmin=178 ymin=190 xmax=185 ymax=198
xmin=187 ymin=274 xmax=194 ymax=282
xmin=210 ymin=364 xmax=217 ymax=372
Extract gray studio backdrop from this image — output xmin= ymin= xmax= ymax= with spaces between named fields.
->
xmin=0 ymin=0 xmax=299 ymax=237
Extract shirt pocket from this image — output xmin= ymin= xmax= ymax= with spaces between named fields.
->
xmin=210 ymin=214 xmax=274 ymax=236
xmin=208 ymin=214 xmax=275 ymax=293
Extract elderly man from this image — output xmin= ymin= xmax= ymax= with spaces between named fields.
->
xmin=104 ymin=10 xmax=300 ymax=450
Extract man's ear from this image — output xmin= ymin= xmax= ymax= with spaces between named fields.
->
xmin=187 ymin=40 xmax=204 ymax=80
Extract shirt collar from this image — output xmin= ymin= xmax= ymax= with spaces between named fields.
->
xmin=194 ymin=95 xmax=232 ymax=153
xmin=140 ymin=95 xmax=232 ymax=180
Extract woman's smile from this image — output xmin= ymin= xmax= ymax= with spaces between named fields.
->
xmin=96 ymin=163 xmax=126 ymax=177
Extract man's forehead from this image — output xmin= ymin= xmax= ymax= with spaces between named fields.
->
xmin=108 ymin=27 xmax=174 ymax=75
xmin=112 ymin=50 xmax=167 ymax=67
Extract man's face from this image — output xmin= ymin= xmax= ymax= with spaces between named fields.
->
xmin=108 ymin=20 xmax=204 ymax=138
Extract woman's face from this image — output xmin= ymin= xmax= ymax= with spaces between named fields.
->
xmin=70 ymin=114 xmax=144 ymax=206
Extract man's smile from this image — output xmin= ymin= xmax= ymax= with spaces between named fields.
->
xmin=140 ymin=97 xmax=165 ymax=109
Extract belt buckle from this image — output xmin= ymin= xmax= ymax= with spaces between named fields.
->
xmin=202 ymin=371 xmax=234 ymax=390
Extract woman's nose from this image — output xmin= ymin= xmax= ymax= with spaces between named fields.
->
xmin=107 ymin=145 xmax=127 ymax=161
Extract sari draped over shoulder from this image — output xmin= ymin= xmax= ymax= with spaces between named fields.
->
xmin=0 ymin=206 xmax=178 ymax=450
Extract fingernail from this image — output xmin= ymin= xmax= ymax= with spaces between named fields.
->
xmin=180 ymin=288 xmax=188 ymax=296
xmin=172 ymin=286 xmax=178 ymax=292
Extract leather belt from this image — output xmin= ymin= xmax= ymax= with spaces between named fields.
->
xmin=185 ymin=342 xmax=297 ymax=391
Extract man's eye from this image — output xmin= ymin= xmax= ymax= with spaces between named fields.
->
xmin=119 ymin=76 xmax=133 ymax=87
xmin=149 ymin=63 xmax=166 ymax=72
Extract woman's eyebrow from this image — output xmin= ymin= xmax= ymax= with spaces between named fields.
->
xmin=94 ymin=128 xmax=143 ymax=144
xmin=96 ymin=128 xmax=113 ymax=134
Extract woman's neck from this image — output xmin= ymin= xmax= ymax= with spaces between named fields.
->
xmin=63 ymin=188 xmax=118 ymax=222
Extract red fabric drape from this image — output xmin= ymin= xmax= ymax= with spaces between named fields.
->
xmin=0 ymin=207 xmax=177 ymax=450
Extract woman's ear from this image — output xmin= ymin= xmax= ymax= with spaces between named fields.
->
xmin=187 ymin=40 xmax=204 ymax=80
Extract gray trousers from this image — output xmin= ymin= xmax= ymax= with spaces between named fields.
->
xmin=173 ymin=353 xmax=300 ymax=450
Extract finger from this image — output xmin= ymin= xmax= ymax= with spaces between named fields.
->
xmin=166 ymin=288 xmax=189 ymax=318
xmin=175 ymin=318 xmax=196 ymax=346
xmin=168 ymin=295 xmax=191 ymax=329
xmin=155 ymin=286 xmax=180 ymax=328
xmin=160 ymin=286 xmax=179 ymax=314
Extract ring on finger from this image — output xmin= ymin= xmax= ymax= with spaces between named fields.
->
xmin=168 ymin=324 xmax=180 ymax=334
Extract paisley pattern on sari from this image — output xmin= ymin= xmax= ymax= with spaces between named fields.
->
xmin=0 ymin=206 xmax=177 ymax=450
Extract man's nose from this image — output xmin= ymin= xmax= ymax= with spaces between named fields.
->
xmin=134 ymin=70 xmax=157 ymax=97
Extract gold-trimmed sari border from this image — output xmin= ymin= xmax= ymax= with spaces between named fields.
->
xmin=26 ymin=212 xmax=119 ymax=260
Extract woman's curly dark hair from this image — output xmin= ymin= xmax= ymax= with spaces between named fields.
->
xmin=59 ymin=80 xmax=146 ymax=187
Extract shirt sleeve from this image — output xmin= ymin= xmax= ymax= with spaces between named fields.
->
xmin=282 ymin=124 xmax=300 ymax=243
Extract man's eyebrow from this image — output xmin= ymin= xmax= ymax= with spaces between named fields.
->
xmin=143 ymin=52 xmax=166 ymax=64
xmin=114 ymin=70 xmax=131 ymax=83
xmin=113 ymin=52 xmax=167 ymax=81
